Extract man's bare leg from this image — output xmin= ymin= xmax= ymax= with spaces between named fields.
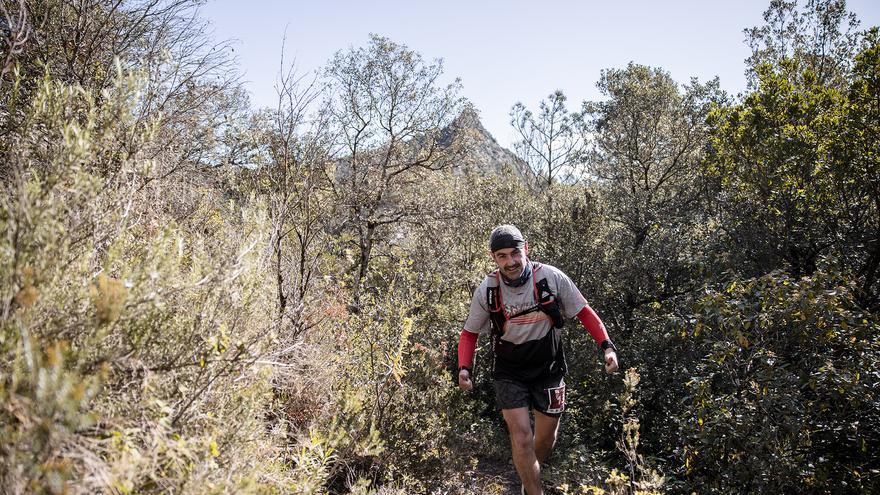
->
xmin=502 ymin=407 xmax=542 ymax=495
xmin=533 ymin=411 xmax=561 ymax=464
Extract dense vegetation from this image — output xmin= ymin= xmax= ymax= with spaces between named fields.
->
xmin=1 ymin=0 xmax=877 ymax=493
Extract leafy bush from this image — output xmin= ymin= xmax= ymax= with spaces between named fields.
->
xmin=0 ymin=66 xmax=294 ymax=494
xmin=675 ymin=267 xmax=880 ymax=493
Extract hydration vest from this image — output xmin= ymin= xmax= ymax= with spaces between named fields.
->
xmin=486 ymin=263 xmax=564 ymax=343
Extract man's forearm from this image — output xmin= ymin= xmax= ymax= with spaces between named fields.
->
xmin=458 ymin=329 xmax=478 ymax=370
xmin=576 ymin=305 xmax=610 ymax=347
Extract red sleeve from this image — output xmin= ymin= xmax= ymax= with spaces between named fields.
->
xmin=458 ymin=329 xmax=478 ymax=369
xmin=576 ymin=305 xmax=609 ymax=347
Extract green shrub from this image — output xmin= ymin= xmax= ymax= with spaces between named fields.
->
xmin=0 ymin=66 xmax=299 ymax=494
xmin=676 ymin=266 xmax=880 ymax=493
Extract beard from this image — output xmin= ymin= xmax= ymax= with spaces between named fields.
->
xmin=499 ymin=256 xmax=531 ymax=287
xmin=503 ymin=263 xmax=523 ymax=278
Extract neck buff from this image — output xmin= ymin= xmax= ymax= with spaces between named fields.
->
xmin=500 ymin=259 xmax=532 ymax=288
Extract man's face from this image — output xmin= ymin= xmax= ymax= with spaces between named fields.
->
xmin=491 ymin=243 xmax=528 ymax=280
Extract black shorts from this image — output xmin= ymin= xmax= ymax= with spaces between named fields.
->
xmin=493 ymin=376 xmax=566 ymax=417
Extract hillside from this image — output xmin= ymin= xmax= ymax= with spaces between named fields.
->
xmin=439 ymin=107 xmax=537 ymax=187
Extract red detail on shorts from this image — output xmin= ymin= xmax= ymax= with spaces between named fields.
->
xmin=547 ymin=384 xmax=566 ymax=413
xmin=458 ymin=329 xmax=478 ymax=369
xmin=577 ymin=305 xmax=609 ymax=347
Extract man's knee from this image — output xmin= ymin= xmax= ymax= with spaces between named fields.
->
xmin=535 ymin=429 xmax=557 ymax=448
xmin=508 ymin=428 xmax=534 ymax=452
xmin=534 ymin=433 xmax=557 ymax=462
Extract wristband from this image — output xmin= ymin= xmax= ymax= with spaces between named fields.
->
xmin=600 ymin=340 xmax=618 ymax=353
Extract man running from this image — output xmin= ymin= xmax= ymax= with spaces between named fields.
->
xmin=457 ymin=224 xmax=619 ymax=495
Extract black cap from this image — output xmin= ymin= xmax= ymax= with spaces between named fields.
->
xmin=489 ymin=224 xmax=525 ymax=252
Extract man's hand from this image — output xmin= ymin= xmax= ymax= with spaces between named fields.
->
xmin=458 ymin=369 xmax=473 ymax=391
xmin=604 ymin=349 xmax=619 ymax=374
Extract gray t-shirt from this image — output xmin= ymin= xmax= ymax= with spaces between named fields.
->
xmin=463 ymin=262 xmax=588 ymax=381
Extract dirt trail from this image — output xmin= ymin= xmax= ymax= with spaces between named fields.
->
xmin=473 ymin=455 xmax=520 ymax=494
xmin=463 ymin=455 xmax=564 ymax=495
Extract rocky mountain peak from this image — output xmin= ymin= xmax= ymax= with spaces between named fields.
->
xmin=440 ymin=106 xmax=536 ymax=186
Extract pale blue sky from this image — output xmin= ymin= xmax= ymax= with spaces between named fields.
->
xmin=202 ymin=0 xmax=880 ymax=149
